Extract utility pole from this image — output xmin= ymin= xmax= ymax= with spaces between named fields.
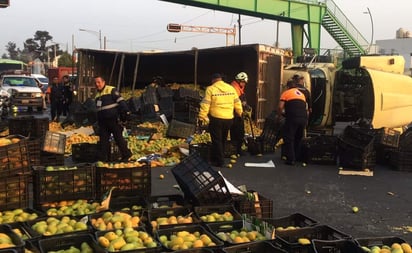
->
xmin=238 ymin=14 xmax=242 ymax=45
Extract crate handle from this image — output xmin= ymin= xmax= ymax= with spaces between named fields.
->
xmin=253 ymin=192 xmax=262 ymax=218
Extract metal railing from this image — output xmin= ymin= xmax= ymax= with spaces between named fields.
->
xmin=325 ymin=0 xmax=369 ymax=48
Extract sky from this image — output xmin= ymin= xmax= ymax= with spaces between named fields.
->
xmin=1 ymin=0 xmax=411 ymax=57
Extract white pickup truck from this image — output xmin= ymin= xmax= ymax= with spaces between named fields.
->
xmin=0 ymin=71 xmax=43 ymax=111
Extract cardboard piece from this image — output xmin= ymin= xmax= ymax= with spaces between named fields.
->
xmin=244 ymin=160 xmax=275 ymax=168
xmin=338 ymin=169 xmax=373 ymax=176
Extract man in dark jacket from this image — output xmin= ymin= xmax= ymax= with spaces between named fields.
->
xmin=46 ymin=76 xmax=64 ymax=121
xmin=94 ymin=75 xmax=132 ymax=162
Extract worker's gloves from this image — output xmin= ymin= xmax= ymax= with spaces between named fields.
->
xmin=198 ymin=117 xmax=209 ymax=127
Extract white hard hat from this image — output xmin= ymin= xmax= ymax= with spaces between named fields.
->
xmin=235 ymin=72 xmax=248 ymax=83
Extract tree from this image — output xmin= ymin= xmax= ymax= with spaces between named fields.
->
xmin=58 ymin=52 xmax=75 ymax=67
xmin=5 ymin=41 xmax=19 ymax=60
xmin=33 ymin=31 xmax=53 ymax=63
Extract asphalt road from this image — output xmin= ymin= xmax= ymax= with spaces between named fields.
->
xmin=151 ymin=150 xmax=412 ymax=243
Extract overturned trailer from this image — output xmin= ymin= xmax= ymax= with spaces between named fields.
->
xmin=76 ymin=44 xmax=286 ymax=126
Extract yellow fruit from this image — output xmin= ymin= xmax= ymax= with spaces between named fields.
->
xmin=298 ymin=238 xmax=311 ymax=245
xmin=230 ymin=159 xmax=237 ymax=164
xmin=98 ymin=236 xmax=110 ymax=248
xmin=159 ymin=174 xmax=165 ymax=179
xmin=227 ymin=164 xmax=232 ymax=168
xmin=192 ymin=239 xmax=204 ymax=248
xmin=401 ymin=243 xmax=412 ymax=253
xmin=352 ymin=206 xmax=359 ymax=213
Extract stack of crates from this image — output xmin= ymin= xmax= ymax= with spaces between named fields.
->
xmin=337 ymin=126 xmax=376 ymax=170
xmin=0 ymin=135 xmax=31 ymax=210
xmin=389 ymin=129 xmax=412 ymax=171
xmin=300 ymin=135 xmax=338 ymax=165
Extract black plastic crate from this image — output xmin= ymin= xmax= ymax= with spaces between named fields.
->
xmin=0 ymin=249 xmax=18 ymax=253
xmin=262 ymin=213 xmax=318 ymax=231
xmin=0 ymin=136 xmax=30 ymax=176
xmin=32 ymin=163 xmax=95 ymax=209
xmin=141 ymin=104 xmax=159 ymax=122
xmin=149 ymin=207 xmax=201 ymax=231
xmin=355 ymin=236 xmax=407 ymax=250
xmin=26 ymin=215 xmax=90 ymax=239
xmin=167 ymin=120 xmax=196 ymax=139
xmin=129 ymin=127 xmax=157 ymax=140
xmin=206 ymin=220 xmax=269 ymax=245
xmin=157 ymin=86 xmax=174 ymax=98
xmin=73 ymin=111 xmax=90 ymax=127
xmin=340 ymin=126 xmax=375 ymax=152
xmin=188 ymin=104 xmax=199 ymax=124
xmin=156 ymin=224 xmax=224 ymax=251
xmin=233 ymin=191 xmax=273 ymax=218
xmin=38 ymin=233 xmax=105 ymax=253
xmin=301 ymin=136 xmax=338 ymax=165
xmin=7 ymin=222 xmax=41 ymax=241
xmin=171 ymin=153 xmax=232 ymax=205
xmin=273 ymin=225 xmax=351 ymax=253
xmin=0 ymin=225 xmax=25 ymax=253
xmin=223 ymin=241 xmax=287 ymax=253
xmin=0 ymin=174 xmax=30 ymax=210
xmin=337 ymin=138 xmax=376 ymax=170
xmin=127 ymin=96 xmax=142 ymax=113
xmin=398 ymin=130 xmax=412 ymax=152
xmin=108 ymin=196 xmax=147 ymax=216
xmin=40 ymin=151 xmax=65 ymax=166
xmin=389 ymin=150 xmax=412 ymax=171
xmin=174 ymin=87 xmax=201 ymax=101
xmin=95 ymin=227 xmax=161 ymax=252
xmin=312 ymin=239 xmax=364 ymax=253
xmin=148 ymin=194 xmax=187 ymax=209
xmin=0 ymin=208 xmax=44 ymax=225
xmin=95 ymin=162 xmax=151 ymax=198
xmin=142 ymin=89 xmax=159 ymax=105
xmin=89 ymin=210 xmax=144 ymax=231
xmin=194 ymin=205 xmax=242 ymax=224
xmin=27 ymin=138 xmax=41 ymax=166
xmin=159 ymin=96 xmax=174 ymax=118
xmin=189 ymin=143 xmax=211 ymax=163
xmin=375 ymin=128 xmax=401 ymax=148
xmin=8 ymin=116 xmax=34 ymax=137
xmin=32 ymin=117 xmax=49 ymax=138
xmin=71 ymin=143 xmax=99 ymax=163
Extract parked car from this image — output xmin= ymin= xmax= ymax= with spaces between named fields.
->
xmin=31 ymin=73 xmax=49 ymax=92
xmin=0 ymin=70 xmax=43 ymax=111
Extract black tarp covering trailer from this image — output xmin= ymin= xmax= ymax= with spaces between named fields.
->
xmin=75 ymin=44 xmax=284 ymax=127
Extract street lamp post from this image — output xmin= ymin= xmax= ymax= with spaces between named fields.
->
xmin=79 ymin=28 xmax=102 ymax=49
xmin=363 ymin=7 xmax=374 ymax=54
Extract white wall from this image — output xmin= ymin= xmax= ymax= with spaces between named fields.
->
xmin=376 ymin=38 xmax=412 ymax=74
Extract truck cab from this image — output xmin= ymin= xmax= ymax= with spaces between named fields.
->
xmin=282 ymin=55 xmax=412 ymax=133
